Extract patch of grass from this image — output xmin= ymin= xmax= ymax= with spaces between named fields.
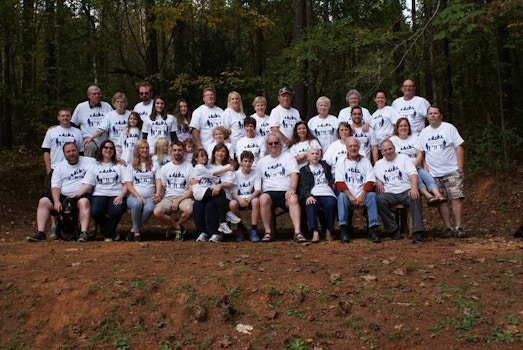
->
xmin=113 ymin=336 xmax=129 ymax=350
xmin=286 ymin=308 xmax=306 ymax=319
xmin=283 ymin=336 xmax=309 ymax=350
xmin=91 ymin=316 xmax=127 ymax=344
xmin=175 ymin=283 xmax=197 ymax=302
xmin=229 ymin=287 xmax=241 ymax=298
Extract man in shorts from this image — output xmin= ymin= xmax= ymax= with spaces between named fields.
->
xmin=154 ymin=141 xmax=194 ymax=240
xmin=27 ymin=142 xmax=93 ymax=242
xmin=419 ymin=105 xmax=465 ymax=238
xmin=257 ymin=133 xmax=304 ymax=242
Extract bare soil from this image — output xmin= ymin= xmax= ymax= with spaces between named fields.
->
xmin=1 ymin=151 xmax=522 ymax=350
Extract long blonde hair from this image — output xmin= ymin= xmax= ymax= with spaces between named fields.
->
xmin=153 ymin=137 xmax=170 ymax=164
xmin=132 ymin=140 xmax=153 ymax=171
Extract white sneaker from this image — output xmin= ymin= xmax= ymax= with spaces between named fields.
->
xmin=104 ymin=238 xmax=113 ymax=242
xmin=196 ymin=232 xmax=208 ymax=242
xmin=225 ymin=211 xmax=241 ymax=224
xmin=209 ymin=234 xmax=222 ymax=242
xmin=218 ymin=222 xmax=233 ymax=234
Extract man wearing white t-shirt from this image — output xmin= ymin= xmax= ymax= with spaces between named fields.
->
xmin=133 ymin=82 xmax=154 ymax=122
xmin=374 ymin=140 xmax=426 ymax=243
xmin=27 ymin=143 xmax=93 ymax=242
xmin=419 ymin=106 xmax=465 ymax=238
xmin=257 ymin=133 xmax=304 ymax=242
xmin=72 ymin=85 xmax=113 ymax=157
xmin=335 ymin=137 xmax=381 ymax=243
xmin=269 ymin=87 xmax=301 ymax=150
xmin=189 ymin=87 xmax=224 ymax=149
xmin=391 ymin=79 xmax=431 ymax=134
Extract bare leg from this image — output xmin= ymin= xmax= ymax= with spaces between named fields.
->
xmin=438 ymin=201 xmax=452 ymax=228
xmin=176 ymin=206 xmax=193 ymax=227
xmin=251 ymin=198 xmax=260 ymax=226
xmin=259 ymin=193 xmax=272 ymax=233
xmin=451 ymin=198 xmax=463 ymax=227
xmin=36 ymin=198 xmax=53 ymax=232
xmin=153 ymin=207 xmax=177 ymax=229
xmin=419 ymin=187 xmax=433 ymax=200
xmin=286 ymin=194 xmax=302 ymax=234
xmin=77 ymin=198 xmax=91 ymax=232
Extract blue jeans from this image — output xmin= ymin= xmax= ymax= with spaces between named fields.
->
xmin=417 ymin=167 xmax=438 ymax=192
xmin=337 ymin=192 xmax=380 ymax=227
xmin=91 ymin=196 xmax=127 ymax=239
xmin=193 ymin=200 xmax=219 ymax=236
xmin=305 ymin=196 xmax=337 ymax=233
xmin=126 ymin=195 xmax=154 ymax=233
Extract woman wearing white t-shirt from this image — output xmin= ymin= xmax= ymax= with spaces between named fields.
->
xmin=223 ymin=91 xmax=246 ymax=151
xmin=125 ymin=140 xmax=161 ymax=242
xmin=289 ymin=121 xmax=322 ymax=169
xmin=251 ymin=96 xmax=271 ymax=138
xmin=142 ymin=96 xmax=177 ymax=154
xmin=308 ymin=96 xmax=339 ymax=152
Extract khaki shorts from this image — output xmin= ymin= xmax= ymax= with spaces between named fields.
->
xmin=435 ymin=170 xmax=464 ymax=200
xmin=156 ymin=196 xmax=194 ymax=214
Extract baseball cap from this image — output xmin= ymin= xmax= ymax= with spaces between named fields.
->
xmin=278 ymin=87 xmax=292 ymax=95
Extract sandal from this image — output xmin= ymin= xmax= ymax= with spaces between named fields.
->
xmin=261 ymin=233 xmax=273 ymax=242
xmin=427 ymin=196 xmax=439 ymax=207
xmin=294 ymin=233 xmax=307 ymax=243
xmin=437 ymin=195 xmax=447 ymax=203
xmin=311 ymin=231 xmax=320 ymax=243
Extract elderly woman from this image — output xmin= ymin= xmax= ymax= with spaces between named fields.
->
xmin=257 ymin=132 xmax=305 ymax=243
xmin=76 ymin=140 xmax=128 ymax=241
xmin=298 ymin=147 xmax=337 ymax=243
xmin=307 ymin=96 xmax=339 ymax=151
xmin=250 ymin=96 xmax=271 ymax=138
xmin=337 ymin=89 xmax=371 ymax=130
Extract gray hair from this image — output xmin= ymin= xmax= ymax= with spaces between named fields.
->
xmin=265 ymin=132 xmax=284 ymax=148
xmin=316 ymin=96 xmax=331 ymax=109
xmin=345 ymin=136 xmax=360 ymax=147
xmin=345 ymin=89 xmax=361 ymax=104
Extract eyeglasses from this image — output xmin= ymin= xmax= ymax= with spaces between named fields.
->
xmin=103 ymin=146 xmax=114 ymax=150
xmin=268 ymin=141 xmax=280 ymax=146
xmin=139 ymin=92 xmax=150 ymax=95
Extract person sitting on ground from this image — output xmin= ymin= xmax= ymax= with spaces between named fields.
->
xmin=235 ymin=116 xmax=266 ymax=168
xmin=74 ymin=140 xmax=129 ymax=242
xmin=124 ymin=140 xmax=161 ymax=242
xmin=289 ymin=121 xmax=322 ymax=169
xmin=27 ymin=142 xmax=93 ymax=242
xmin=192 ymin=145 xmax=241 ymax=242
xmin=153 ymin=142 xmax=194 ymax=240
xmin=389 ymin=117 xmax=447 ymax=206
xmin=298 ymin=147 xmax=337 ymax=243
xmin=230 ymin=151 xmax=262 ymax=242
xmin=419 ymin=105 xmax=465 ymax=238
xmin=257 ymin=132 xmax=304 ymax=243
xmin=374 ymin=140 xmax=426 ymax=243
xmin=335 ymin=137 xmax=381 ymax=243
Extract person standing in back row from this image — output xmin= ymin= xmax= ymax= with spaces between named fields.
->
xmin=133 ymin=82 xmax=154 ymax=122
xmin=190 ymin=87 xmax=224 ymax=149
xmin=392 ymin=79 xmax=430 ymax=134
xmin=268 ymin=87 xmax=301 ymax=150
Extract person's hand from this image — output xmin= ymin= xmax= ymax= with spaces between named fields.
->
xmin=305 ymin=196 xmax=317 ymax=205
xmin=409 ymin=188 xmax=420 ymax=200
xmin=211 ymin=185 xmax=222 ymax=196
xmin=285 ymin=188 xmax=296 ymax=200
xmin=113 ymin=195 xmax=124 ymax=206
xmin=171 ymin=199 xmax=179 ymax=211
xmin=375 ymin=182 xmax=384 ymax=194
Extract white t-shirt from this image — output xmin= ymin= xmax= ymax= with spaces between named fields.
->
xmin=126 ymin=162 xmax=160 ymax=198
xmin=160 ymin=161 xmax=193 ymax=197
xmin=208 ymin=163 xmax=236 ymax=200
xmin=232 ymin=169 xmax=261 ymax=199
xmin=235 ymin=135 xmax=267 ymax=167
xmin=99 ymin=110 xmax=130 ymax=157
xmin=190 ymin=164 xmax=218 ymax=201
xmin=391 ymin=96 xmax=431 ymax=134
xmin=189 ymin=104 xmax=224 ymax=148
xmin=51 ymin=156 xmax=94 ymax=197
xmin=335 ymin=156 xmax=375 ymax=197
xmin=352 ymin=126 xmax=377 ymax=160
xmin=133 ymin=101 xmax=154 ymax=122
xmin=142 ymin=114 xmax=175 ymax=153
xmin=289 ymin=139 xmax=322 ymax=169
xmin=205 ymin=141 xmax=234 ymax=162
xmin=71 ymin=101 xmax=113 ymax=145
xmin=83 ymin=161 xmax=129 ymax=197
xmin=152 ymin=154 xmax=171 ymax=168
xmin=308 ymin=163 xmax=336 ymax=198
xmin=41 ymin=125 xmax=84 ymax=169
xmin=173 ymin=117 xmax=192 ymax=143
xmin=257 ymin=151 xmax=299 ymax=192
xmin=118 ymin=127 xmax=142 ymax=165
xmin=223 ymin=108 xmax=246 ymax=150
xmin=338 ymin=106 xmax=371 ymax=125
xmin=374 ymin=153 xmax=418 ymax=194
xmin=389 ymin=135 xmax=420 ymax=161
xmin=251 ymin=114 xmax=271 ymax=138
xmin=419 ymin=122 xmax=464 ymax=177
xmin=307 ymin=115 xmax=340 ymax=152
xmin=369 ymin=106 xmax=399 ymax=147
xmin=323 ymin=140 xmax=347 ymax=176
xmin=268 ymin=104 xmax=301 ymax=147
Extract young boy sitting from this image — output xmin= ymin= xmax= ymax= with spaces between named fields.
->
xmin=229 ymin=151 xmax=262 ymax=242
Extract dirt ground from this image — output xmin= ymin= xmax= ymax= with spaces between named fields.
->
xmin=1 ymin=152 xmax=522 ymax=350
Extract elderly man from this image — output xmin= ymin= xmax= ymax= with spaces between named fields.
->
xmin=72 ymin=85 xmax=113 ymax=157
xmin=257 ymin=132 xmax=304 ymax=242
xmin=133 ymin=82 xmax=154 ymax=121
xmin=153 ymin=142 xmax=194 ymax=240
xmin=374 ymin=139 xmax=426 ymax=243
xmin=419 ymin=105 xmax=465 ymax=238
xmin=391 ymin=79 xmax=431 ymax=134
xmin=268 ymin=87 xmax=301 ymax=150
xmin=27 ymin=142 xmax=94 ymax=242
xmin=336 ymin=137 xmax=381 ymax=243
xmin=189 ymin=87 xmax=224 ymax=149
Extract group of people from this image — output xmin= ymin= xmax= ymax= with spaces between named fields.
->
xmin=28 ymin=79 xmax=465 ymax=244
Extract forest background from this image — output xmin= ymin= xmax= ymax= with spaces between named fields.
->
xmin=0 ymin=0 xmax=522 ymax=170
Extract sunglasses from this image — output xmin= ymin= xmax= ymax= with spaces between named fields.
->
xmin=268 ymin=141 xmax=280 ymax=146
